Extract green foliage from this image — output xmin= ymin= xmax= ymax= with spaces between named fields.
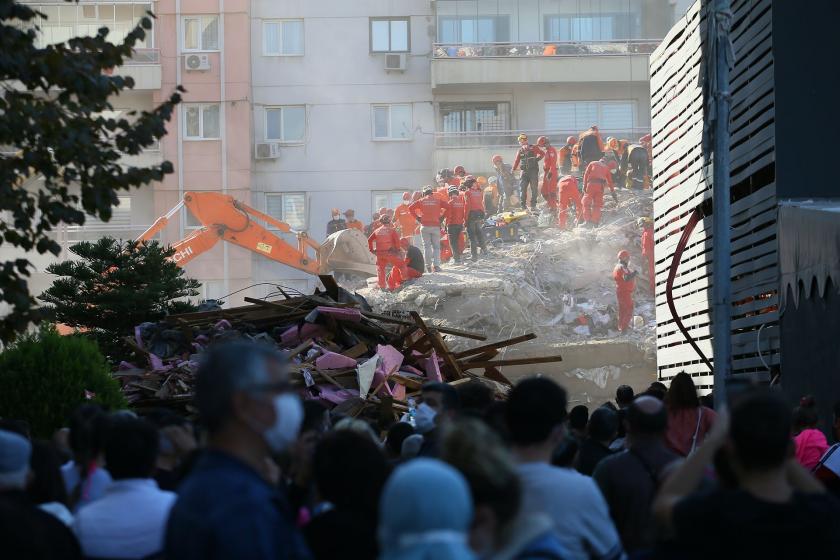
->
xmin=39 ymin=237 xmax=201 ymax=360
xmin=0 ymin=326 xmax=126 ymax=438
xmin=0 ymin=1 xmax=183 ymax=342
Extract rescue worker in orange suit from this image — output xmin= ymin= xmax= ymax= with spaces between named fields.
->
xmin=578 ymin=125 xmax=606 ymax=170
xmin=409 ymin=186 xmax=450 ymax=272
xmin=640 ymin=217 xmax=655 ymax=293
xmin=613 ymin=250 xmax=637 ymax=332
xmin=512 ymin=133 xmax=544 ymax=211
xmin=557 ymin=175 xmax=583 ymax=229
xmin=326 ymin=208 xmax=346 ymax=236
xmin=558 ymin=136 xmax=576 ymax=175
xmin=394 ymin=192 xmax=418 ymax=238
xmin=464 ymin=176 xmax=490 ymax=261
xmin=582 ymin=157 xmax=617 ymax=226
xmin=538 ymin=136 xmax=559 ymax=213
xmin=344 ymin=209 xmax=364 ymax=231
xmin=367 ymin=214 xmax=406 ymax=291
xmin=444 ymin=186 xmax=467 ymax=264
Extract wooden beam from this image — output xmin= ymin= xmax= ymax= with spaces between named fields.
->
xmin=410 ymin=311 xmax=464 ymax=380
xmin=460 ymin=355 xmax=564 ymax=369
xmin=453 ymin=333 xmax=537 ymax=359
xmin=483 ymin=366 xmax=513 ymax=386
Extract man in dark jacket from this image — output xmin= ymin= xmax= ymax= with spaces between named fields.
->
xmin=576 ymin=407 xmax=617 ymax=476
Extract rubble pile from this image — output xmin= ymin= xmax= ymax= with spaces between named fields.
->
xmin=115 ymin=276 xmax=563 ymax=423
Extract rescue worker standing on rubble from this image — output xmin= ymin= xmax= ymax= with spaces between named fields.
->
xmin=640 ymin=217 xmax=655 ymax=293
xmin=394 ymin=192 xmax=417 ymax=238
xmin=558 ymin=136 xmax=576 ymax=175
xmin=464 ymin=175 xmax=490 ymax=261
xmin=625 ymin=143 xmax=651 ymax=190
xmin=538 ymin=136 xmax=559 ymax=213
xmin=491 ymin=154 xmax=515 ymax=211
xmin=409 ymin=186 xmax=449 ymax=272
xmin=344 ymin=209 xmax=364 ymax=232
xmin=512 ymin=133 xmax=544 ymax=212
xmin=367 ymin=215 xmax=406 ymax=291
xmin=613 ymin=250 xmax=637 ymax=332
xmin=326 ymin=208 xmax=347 ymax=236
xmin=558 ymin=174 xmax=583 ymax=229
xmin=444 ymin=185 xmax=467 ymax=264
xmin=578 ymin=125 xmax=606 ymax=170
xmin=582 ymin=156 xmax=617 ymax=226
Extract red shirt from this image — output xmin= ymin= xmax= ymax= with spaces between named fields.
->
xmin=367 ymin=225 xmax=400 ymax=254
xmin=465 ymin=187 xmax=485 ymax=212
xmin=613 ymin=263 xmax=636 ymax=296
xmin=394 ymin=203 xmax=417 ymax=236
xmin=665 ymin=407 xmax=717 ymax=457
xmin=445 ymin=194 xmax=467 ymax=225
xmin=584 ymin=161 xmax=615 ymax=192
xmin=409 ymin=196 xmax=450 ymax=227
xmin=542 ymin=146 xmax=558 ymax=170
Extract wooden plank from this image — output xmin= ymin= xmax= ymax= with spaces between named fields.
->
xmin=410 ymin=311 xmax=465 ymax=380
xmin=453 ymin=333 xmax=537 ymax=359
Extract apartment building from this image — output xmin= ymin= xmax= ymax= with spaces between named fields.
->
xmin=7 ymin=0 xmax=692 ymax=306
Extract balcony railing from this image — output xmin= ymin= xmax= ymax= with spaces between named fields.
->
xmin=433 ymin=40 xmax=661 ymax=59
xmin=50 ymin=225 xmax=155 ymax=252
xmin=435 ymin=128 xmax=651 ymax=149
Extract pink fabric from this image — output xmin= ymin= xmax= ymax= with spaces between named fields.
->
xmin=665 ymin=406 xmax=717 ymax=457
xmin=315 ymin=351 xmax=357 ymax=370
xmin=315 ymin=306 xmax=363 ymax=322
xmin=795 ymin=429 xmax=829 ymax=470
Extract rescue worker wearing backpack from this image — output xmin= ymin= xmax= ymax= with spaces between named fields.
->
xmin=367 ymin=215 xmax=406 ymax=291
xmin=512 ymin=133 xmax=545 ymax=211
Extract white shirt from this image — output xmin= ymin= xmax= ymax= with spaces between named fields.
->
xmin=517 ymin=461 xmax=625 ymax=560
xmin=72 ymin=478 xmax=176 ymax=559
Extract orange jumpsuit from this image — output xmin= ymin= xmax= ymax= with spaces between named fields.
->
xmin=558 ymin=175 xmax=583 ymax=229
xmin=394 ymin=203 xmax=417 ymax=237
xmin=541 ymin=145 xmax=559 ymax=209
xmin=346 ymin=219 xmax=364 ymax=232
xmin=582 ymin=161 xmax=615 ymax=225
xmin=367 ymin=224 xmax=406 ymax=290
xmin=613 ymin=263 xmax=636 ymax=332
xmin=641 ymin=225 xmax=655 ymax=293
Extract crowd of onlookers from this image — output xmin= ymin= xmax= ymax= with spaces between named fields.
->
xmin=2 ymin=340 xmax=840 ymax=559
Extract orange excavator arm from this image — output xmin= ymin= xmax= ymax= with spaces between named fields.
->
xmin=136 ymin=191 xmax=322 ymax=275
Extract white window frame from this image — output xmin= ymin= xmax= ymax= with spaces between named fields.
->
xmin=264 ymin=106 xmax=306 ymax=143
xmin=372 ymin=190 xmax=408 ymax=213
xmin=265 ymin=192 xmax=308 ymax=231
xmin=262 ymin=19 xmax=305 ymax=56
xmin=544 ymin=100 xmax=637 ymax=131
xmin=370 ymin=17 xmax=410 ymax=53
xmin=371 ymin=104 xmax=413 ymax=141
xmin=182 ymin=103 xmax=221 ymax=141
xmin=181 ymin=15 xmax=219 ymax=52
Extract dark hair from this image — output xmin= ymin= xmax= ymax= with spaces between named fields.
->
xmin=601 ymin=401 xmax=618 ymax=412
xmin=568 ymin=405 xmax=590 ymax=432
xmin=616 ymin=385 xmax=635 ymax=407
xmin=385 ymin=422 xmax=415 ymax=459
xmin=27 ymin=441 xmax=68 ymax=506
xmin=313 ymin=430 xmax=388 ymax=517
xmin=834 ymin=401 xmax=840 ymax=421
xmin=666 ymin=372 xmax=700 ymax=411
xmin=422 ymin=382 xmax=461 ymax=413
xmin=301 ymin=400 xmax=329 ymax=434
xmin=0 ymin=418 xmax=31 ymax=439
xmin=645 ymin=385 xmax=667 ymax=401
xmin=627 ymin=397 xmax=668 ymax=435
xmin=105 ymin=417 xmax=159 ymax=480
xmin=730 ymin=390 xmax=793 ymax=471
xmin=455 ymin=380 xmax=494 ymax=415
xmin=588 ymin=407 xmax=618 ymax=442
xmin=793 ymin=396 xmax=819 ymax=431
xmin=505 ymin=377 xmax=568 ymax=445
xmin=67 ymin=404 xmax=110 ymax=507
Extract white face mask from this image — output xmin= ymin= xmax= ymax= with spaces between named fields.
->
xmin=414 ymin=402 xmax=437 ymax=434
xmin=262 ymin=393 xmax=303 ymax=453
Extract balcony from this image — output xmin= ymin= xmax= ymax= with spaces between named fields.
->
xmin=111 ymin=48 xmax=161 ymax=90
xmin=431 ymin=40 xmax=659 ymax=89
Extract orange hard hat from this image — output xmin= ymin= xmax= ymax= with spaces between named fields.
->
xmin=618 ymin=250 xmax=630 ymax=261
xmin=492 ymin=154 xmax=503 ymax=164
xmin=537 ymin=136 xmax=548 ymax=146
xmin=477 ymin=176 xmax=487 ymax=186
xmin=566 ymin=136 xmax=577 ymax=145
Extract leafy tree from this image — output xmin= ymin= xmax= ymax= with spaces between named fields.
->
xmin=0 ymin=326 xmax=126 ymax=438
xmin=39 ymin=238 xmax=200 ymax=360
xmin=0 ymin=1 xmax=183 ymax=342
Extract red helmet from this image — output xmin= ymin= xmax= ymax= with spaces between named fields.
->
xmin=380 ymin=214 xmax=392 ymax=224
xmin=402 ymin=191 xmax=411 ymax=201
xmin=491 ymin=154 xmax=503 ymax=164
xmin=378 ymin=207 xmax=388 ymax=215
xmin=566 ymin=136 xmax=577 ymax=145
xmin=454 ymin=165 xmax=466 ymax=176
xmin=537 ymin=136 xmax=549 ymax=147
xmin=617 ymin=250 xmax=630 ymax=261
xmin=463 ymin=174 xmax=476 ymax=183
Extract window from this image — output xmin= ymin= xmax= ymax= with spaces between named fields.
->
xmin=183 ymin=104 xmax=220 ymax=140
xmin=544 ymin=101 xmax=635 ymax=131
xmin=265 ymin=193 xmax=307 ymax=231
xmin=83 ymin=196 xmax=132 ymax=228
xmin=182 ymin=15 xmax=219 ymax=51
xmin=263 ymin=19 xmax=304 ymax=55
xmin=437 ymin=16 xmax=510 ymax=43
xmin=372 ymin=104 xmax=412 ymax=140
xmin=202 ymin=280 xmax=226 ymax=301
xmin=543 ymin=13 xmax=639 ymax=42
xmin=370 ymin=18 xmax=409 ymax=52
xmin=440 ymin=102 xmax=510 ymax=133
xmin=265 ymin=106 xmax=306 ymax=143
xmin=372 ymin=191 xmax=407 ymax=212
xmin=32 ymin=3 xmax=153 ymax=48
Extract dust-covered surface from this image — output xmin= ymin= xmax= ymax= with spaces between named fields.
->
xmin=359 ymin=190 xmax=657 ymax=403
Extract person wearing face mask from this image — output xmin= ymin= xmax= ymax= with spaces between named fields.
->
xmin=164 ymin=341 xmax=311 ymax=560
xmin=417 ymin=382 xmax=461 ymax=458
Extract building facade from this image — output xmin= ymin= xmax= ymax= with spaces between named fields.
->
xmin=9 ymin=0 xmax=689 ymax=306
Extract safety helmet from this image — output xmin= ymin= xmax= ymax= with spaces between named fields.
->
xmin=411 ymin=191 xmax=422 ymax=202
xmin=380 ymin=215 xmax=392 ymax=224
xmin=448 ymin=186 xmax=459 ymax=196
xmin=492 ymin=154 xmax=503 ymax=164
xmin=477 ymin=176 xmax=487 ymax=186
xmin=566 ymin=136 xmax=577 ymax=145
xmin=378 ymin=207 xmax=388 ymax=215
xmin=638 ymin=217 xmax=652 ymax=228
xmin=400 ymin=237 xmax=410 ymax=248
xmin=537 ymin=136 xmax=548 ymax=147
xmin=422 ymin=186 xmax=434 ymax=195
xmin=618 ymin=250 xmax=630 ymax=261
xmin=402 ymin=191 xmax=411 ymax=201
xmin=488 ymin=176 xmax=497 ymax=184
xmin=608 ymin=137 xmax=619 ymax=150
xmin=462 ymin=174 xmax=476 ymax=184
xmin=517 ymin=133 xmax=528 ymax=143
xmin=454 ymin=165 xmax=466 ymax=176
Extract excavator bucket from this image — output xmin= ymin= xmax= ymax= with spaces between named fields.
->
xmin=318 ymin=229 xmax=378 ymax=278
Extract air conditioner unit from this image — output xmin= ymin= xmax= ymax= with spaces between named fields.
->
xmin=385 ymin=53 xmax=406 ymax=72
xmin=184 ymin=54 xmax=211 ymax=71
xmin=255 ymin=142 xmax=281 ymax=160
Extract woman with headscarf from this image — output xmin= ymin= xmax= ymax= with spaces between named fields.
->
xmin=378 ymin=459 xmax=475 ymax=560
